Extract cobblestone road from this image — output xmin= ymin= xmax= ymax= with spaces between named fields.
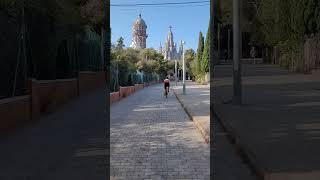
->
xmin=0 ymin=89 xmax=107 ymax=180
xmin=214 ymin=121 xmax=257 ymax=180
xmin=111 ymin=84 xmax=210 ymax=179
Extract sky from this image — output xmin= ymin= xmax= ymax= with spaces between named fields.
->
xmin=111 ymin=0 xmax=210 ymax=51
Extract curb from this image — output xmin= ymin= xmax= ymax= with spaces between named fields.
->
xmin=173 ymin=89 xmax=210 ymax=144
xmin=214 ymin=107 xmax=320 ymax=180
xmin=213 ymin=107 xmax=264 ymax=180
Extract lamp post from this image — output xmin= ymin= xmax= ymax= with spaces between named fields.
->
xmin=175 ymin=59 xmax=177 ymax=86
xmin=181 ymin=40 xmax=186 ymax=95
xmin=228 ymin=28 xmax=231 ymax=62
xmin=117 ymin=60 xmax=119 ymax=90
xmin=233 ymin=0 xmax=242 ymax=105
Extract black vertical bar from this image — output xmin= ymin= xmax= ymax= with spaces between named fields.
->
xmin=232 ymin=0 xmax=242 ymax=105
xmin=210 ymin=0 xmax=217 ymax=179
xmin=104 ymin=0 xmax=110 ymax=179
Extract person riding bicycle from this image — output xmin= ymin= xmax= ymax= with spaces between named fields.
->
xmin=164 ymin=76 xmax=170 ymax=93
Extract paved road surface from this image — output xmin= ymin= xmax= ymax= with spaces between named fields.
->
xmin=173 ymin=81 xmax=210 ymax=142
xmin=0 ymin=89 xmax=107 ymax=180
xmin=173 ymin=81 xmax=256 ymax=179
xmin=111 ymin=84 xmax=210 ymax=179
xmin=214 ymin=120 xmax=257 ymax=180
xmin=214 ymin=64 xmax=320 ymax=179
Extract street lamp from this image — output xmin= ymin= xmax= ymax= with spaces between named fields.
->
xmin=175 ymin=59 xmax=177 ymax=86
xmin=233 ymin=0 xmax=242 ymax=105
xmin=181 ymin=40 xmax=186 ymax=95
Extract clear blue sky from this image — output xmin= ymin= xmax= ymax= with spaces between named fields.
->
xmin=111 ymin=0 xmax=210 ymax=51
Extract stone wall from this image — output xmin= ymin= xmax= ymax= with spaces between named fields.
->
xmin=31 ymin=79 xmax=78 ymax=120
xmin=1 ymin=76 xmax=158 ymax=132
xmin=0 ymin=95 xmax=30 ymax=131
xmin=79 ymin=71 xmax=106 ymax=95
xmin=1 ymin=72 xmax=106 ymax=133
xmin=134 ymin=84 xmax=144 ymax=91
xmin=110 ymin=83 xmax=149 ymax=104
xmin=119 ymin=86 xmax=135 ymax=98
xmin=110 ymin=92 xmax=120 ymax=104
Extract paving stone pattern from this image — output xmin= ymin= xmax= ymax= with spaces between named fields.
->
xmin=111 ymin=85 xmax=210 ymax=179
xmin=173 ymin=81 xmax=210 ymax=142
xmin=0 ymin=89 xmax=107 ymax=180
xmin=214 ymin=65 xmax=320 ymax=179
xmin=214 ymin=122 xmax=257 ymax=180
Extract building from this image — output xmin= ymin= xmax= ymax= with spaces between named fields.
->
xmin=160 ymin=26 xmax=182 ymax=60
xmin=131 ymin=14 xmax=148 ymax=49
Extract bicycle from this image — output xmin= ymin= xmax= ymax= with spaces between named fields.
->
xmin=164 ymin=86 xmax=169 ymax=98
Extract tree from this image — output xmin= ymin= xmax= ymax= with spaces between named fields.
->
xmin=116 ymin=37 xmax=125 ymax=51
xmin=202 ymin=27 xmax=210 ymax=73
xmin=190 ymin=60 xmax=197 ymax=80
xmin=124 ymin=48 xmax=140 ymax=64
xmin=220 ymin=0 xmax=232 ymax=25
xmin=196 ymin=32 xmax=204 ymax=75
xmin=164 ymin=60 xmax=175 ymax=77
xmin=184 ymin=49 xmax=195 ymax=75
xmin=79 ymin=0 xmax=103 ymax=33
xmin=139 ymin=48 xmax=162 ymax=61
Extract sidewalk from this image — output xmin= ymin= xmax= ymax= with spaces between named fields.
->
xmin=173 ymin=80 xmax=257 ymax=179
xmin=214 ymin=65 xmax=320 ymax=180
xmin=173 ymin=81 xmax=210 ymax=143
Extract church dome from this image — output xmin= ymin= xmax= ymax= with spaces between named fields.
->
xmin=133 ymin=14 xmax=147 ymax=29
xmin=131 ymin=13 xmax=147 ymax=49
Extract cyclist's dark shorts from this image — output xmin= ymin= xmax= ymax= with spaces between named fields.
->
xmin=164 ymin=82 xmax=170 ymax=89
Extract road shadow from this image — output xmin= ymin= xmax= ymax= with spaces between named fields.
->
xmin=213 ymin=64 xmax=320 ymax=177
xmin=0 ymin=89 xmax=107 ymax=180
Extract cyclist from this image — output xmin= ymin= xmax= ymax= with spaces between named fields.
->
xmin=163 ymin=76 xmax=170 ymax=95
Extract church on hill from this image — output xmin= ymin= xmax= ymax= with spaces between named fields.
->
xmin=130 ymin=13 xmax=182 ymax=61
xmin=131 ymin=14 xmax=148 ymax=49
xmin=159 ymin=26 xmax=183 ymax=60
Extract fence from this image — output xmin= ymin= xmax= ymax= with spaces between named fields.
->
xmin=0 ymin=9 xmax=28 ymax=99
xmin=0 ymin=7 xmax=105 ymax=100
xmin=78 ymin=29 xmax=104 ymax=72
xmin=0 ymin=7 xmax=107 ymax=132
xmin=304 ymin=35 xmax=320 ymax=72
xmin=110 ymin=61 xmax=160 ymax=92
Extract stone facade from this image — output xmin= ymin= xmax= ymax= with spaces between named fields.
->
xmin=131 ymin=14 xmax=148 ymax=49
xmin=160 ymin=26 xmax=182 ymax=61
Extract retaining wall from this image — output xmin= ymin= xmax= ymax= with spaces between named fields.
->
xmin=1 ymin=71 xmax=106 ymax=132
xmin=79 ymin=71 xmax=106 ymax=95
xmin=1 ymin=76 xmax=158 ymax=132
xmin=120 ymin=86 xmax=135 ymax=98
xmin=0 ymin=95 xmax=30 ymax=131
xmin=31 ymin=79 xmax=78 ymax=120
xmin=110 ymin=83 xmax=153 ymax=104
xmin=134 ymin=84 xmax=144 ymax=91
xmin=110 ymin=92 xmax=120 ymax=104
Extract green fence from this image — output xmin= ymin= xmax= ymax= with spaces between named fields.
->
xmin=0 ymin=8 xmax=104 ymax=99
xmin=78 ymin=29 xmax=104 ymax=72
xmin=110 ymin=61 xmax=159 ymax=92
